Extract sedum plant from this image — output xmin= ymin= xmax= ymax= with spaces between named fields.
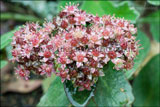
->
xmin=11 ymin=3 xmax=141 ymax=106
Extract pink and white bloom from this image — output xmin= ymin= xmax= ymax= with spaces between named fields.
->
xmin=73 ymin=51 xmax=88 ymax=68
xmin=11 ymin=3 xmax=140 ymax=90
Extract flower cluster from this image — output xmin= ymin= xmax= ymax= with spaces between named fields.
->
xmin=12 ymin=22 xmax=56 ymax=80
xmin=12 ymin=3 xmax=140 ymax=90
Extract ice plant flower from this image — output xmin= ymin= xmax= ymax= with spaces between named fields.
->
xmin=11 ymin=3 xmax=140 ymax=91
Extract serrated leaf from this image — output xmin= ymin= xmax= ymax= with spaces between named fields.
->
xmin=37 ymin=77 xmax=70 ymax=106
xmin=0 ymin=27 xmax=19 ymax=50
xmin=87 ymin=62 xmax=134 ymax=106
xmin=147 ymin=0 xmax=160 ymax=6
xmin=64 ymin=80 xmax=94 ymax=106
xmin=0 ymin=60 xmax=8 ymax=69
xmin=81 ymin=1 xmax=140 ymax=23
xmin=133 ymin=54 xmax=160 ymax=106
xmin=125 ymin=30 xmax=150 ymax=79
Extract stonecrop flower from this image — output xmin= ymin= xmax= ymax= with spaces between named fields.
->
xmin=11 ymin=3 xmax=140 ymax=91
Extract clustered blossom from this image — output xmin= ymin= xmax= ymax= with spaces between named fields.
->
xmin=12 ymin=22 xmax=56 ymax=80
xmin=12 ymin=3 xmax=140 ymax=90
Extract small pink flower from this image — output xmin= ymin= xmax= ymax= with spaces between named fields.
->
xmin=64 ymin=4 xmax=78 ymax=14
xmin=73 ymin=51 xmax=88 ymax=68
xmin=112 ymin=58 xmax=125 ymax=70
xmin=40 ymin=64 xmax=55 ymax=77
xmin=89 ymin=33 xmax=102 ymax=45
xmin=15 ymin=65 xmax=30 ymax=80
xmin=75 ymin=12 xmax=90 ymax=25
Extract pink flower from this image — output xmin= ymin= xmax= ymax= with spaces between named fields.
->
xmin=63 ymin=3 xmax=79 ymax=14
xmin=40 ymin=64 xmax=55 ymax=77
xmin=15 ymin=65 xmax=30 ymax=80
xmin=88 ymin=49 xmax=104 ymax=61
xmin=73 ymin=51 xmax=88 ymax=68
xmin=75 ymin=11 xmax=90 ymax=25
xmin=12 ymin=3 xmax=140 ymax=91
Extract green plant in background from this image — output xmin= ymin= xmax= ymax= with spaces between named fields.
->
xmin=133 ymin=54 xmax=160 ymax=106
xmin=0 ymin=0 xmax=159 ymax=107
xmin=147 ymin=0 xmax=160 ymax=6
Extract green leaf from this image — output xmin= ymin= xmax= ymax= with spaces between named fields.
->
xmin=144 ymin=11 xmax=160 ymax=42
xmin=37 ymin=77 xmax=70 ymax=106
xmin=150 ymin=23 xmax=160 ymax=42
xmin=81 ymin=1 xmax=140 ymax=23
xmin=1 ymin=13 xmax=42 ymax=22
xmin=64 ymin=80 xmax=94 ymax=106
xmin=147 ymin=0 xmax=160 ymax=6
xmin=88 ymin=62 xmax=134 ymax=106
xmin=0 ymin=27 xmax=19 ymax=50
xmin=0 ymin=60 xmax=8 ymax=69
xmin=5 ymin=45 xmax=13 ymax=60
xmin=125 ymin=30 xmax=150 ymax=79
xmin=133 ymin=54 xmax=160 ymax=106
xmin=139 ymin=10 xmax=160 ymax=42
xmin=86 ymin=98 xmax=96 ymax=107
xmin=139 ymin=10 xmax=160 ymax=23
xmin=42 ymin=74 xmax=55 ymax=93
xmin=81 ymin=1 xmax=106 ymax=16
xmin=15 ymin=1 xmax=58 ymax=20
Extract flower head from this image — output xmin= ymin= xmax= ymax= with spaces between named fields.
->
xmin=12 ymin=3 xmax=140 ymax=91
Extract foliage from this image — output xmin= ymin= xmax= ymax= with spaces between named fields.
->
xmin=37 ymin=77 xmax=70 ymax=106
xmin=64 ymin=80 xmax=94 ymax=106
xmin=147 ymin=0 xmax=160 ymax=6
xmin=133 ymin=54 xmax=160 ymax=106
xmin=0 ymin=27 xmax=19 ymax=50
xmin=87 ymin=62 xmax=134 ymax=106
xmin=38 ymin=62 xmax=135 ymax=106
xmin=140 ymin=10 xmax=160 ymax=42
xmin=0 ymin=1 xmax=159 ymax=107
xmin=5 ymin=45 xmax=13 ymax=60
xmin=42 ymin=74 xmax=55 ymax=93
xmin=0 ymin=60 xmax=8 ymax=69
xmin=1 ymin=13 xmax=42 ymax=22
xmin=14 ymin=1 xmax=58 ymax=20
xmin=81 ymin=1 xmax=140 ymax=23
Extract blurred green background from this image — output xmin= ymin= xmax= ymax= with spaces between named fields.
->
xmin=0 ymin=0 xmax=159 ymax=106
